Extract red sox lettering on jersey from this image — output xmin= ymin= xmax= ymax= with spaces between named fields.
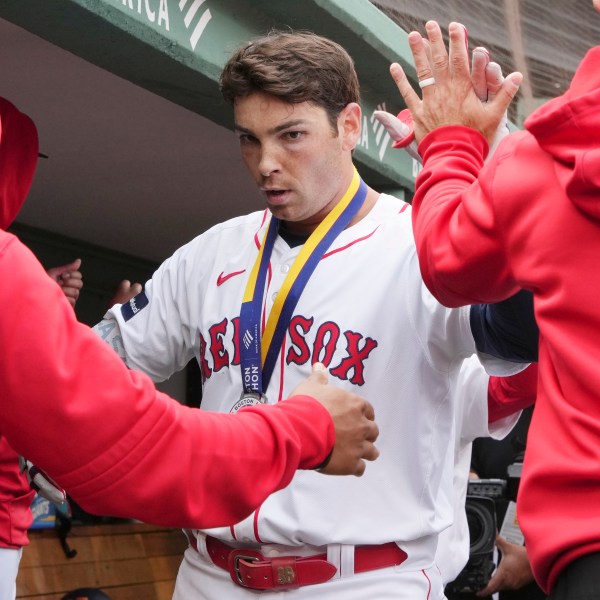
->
xmin=199 ymin=314 xmax=378 ymax=386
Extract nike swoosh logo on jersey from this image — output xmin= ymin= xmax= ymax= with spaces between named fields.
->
xmin=217 ymin=269 xmax=246 ymax=286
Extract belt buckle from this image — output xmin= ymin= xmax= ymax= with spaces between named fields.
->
xmin=228 ymin=549 xmax=263 ymax=587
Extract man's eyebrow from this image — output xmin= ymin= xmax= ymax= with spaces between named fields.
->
xmin=234 ymin=119 xmax=309 ymax=135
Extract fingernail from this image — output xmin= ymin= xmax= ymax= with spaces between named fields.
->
xmin=473 ymin=47 xmax=490 ymax=60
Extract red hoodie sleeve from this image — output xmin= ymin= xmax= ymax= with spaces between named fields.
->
xmin=411 ymin=125 xmax=521 ymax=307
xmin=0 ymin=233 xmax=334 ymax=529
xmin=487 ymin=363 xmax=538 ymax=423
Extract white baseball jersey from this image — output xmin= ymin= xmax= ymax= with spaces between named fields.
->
xmin=95 ymin=193 xmax=521 ymax=598
xmin=436 ymin=356 xmax=519 ymax=585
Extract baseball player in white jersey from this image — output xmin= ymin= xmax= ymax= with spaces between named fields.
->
xmin=437 ymin=356 xmax=503 ymax=587
xmin=436 ymin=357 xmax=536 ymax=588
xmin=94 ymin=31 xmax=533 ymax=599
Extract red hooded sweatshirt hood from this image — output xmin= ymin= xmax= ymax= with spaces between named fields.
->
xmin=0 ymin=97 xmax=38 ymax=230
xmin=524 ymin=47 xmax=600 ymax=221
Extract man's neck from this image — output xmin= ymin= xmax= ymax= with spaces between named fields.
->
xmin=280 ymin=187 xmax=379 ymax=241
xmin=347 ymin=187 xmax=378 ymax=228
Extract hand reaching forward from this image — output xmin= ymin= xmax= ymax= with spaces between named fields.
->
xmin=46 ymin=258 xmax=83 ymax=307
xmin=476 ymin=535 xmax=535 ymax=597
xmin=110 ymin=279 xmax=143 ymax=306
xmin=388 ymin=21 xmax=522 ymax=148
xmin=291 ymin=363 xmax=379 ymax=476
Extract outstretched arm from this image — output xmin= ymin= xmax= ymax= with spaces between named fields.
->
xmin=386 ymin=22 xmax=524 ymax=307
xmin=377 ymin=49 xmax=538 ymax=364
xmin=1 ymin=235 xmax=378 ymax=529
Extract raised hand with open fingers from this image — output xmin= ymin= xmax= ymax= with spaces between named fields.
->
xmin=389 ymin=21 xmax=522 ymax=149
xmin=376 ymin=44 xmax=511 ymax=165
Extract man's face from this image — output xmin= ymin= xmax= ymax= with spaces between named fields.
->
xmin=233 ymin=92 xmax=359 ymax=234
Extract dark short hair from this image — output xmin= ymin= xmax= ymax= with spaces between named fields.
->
xmin=219 ymin=30 xmax=360 ymax=132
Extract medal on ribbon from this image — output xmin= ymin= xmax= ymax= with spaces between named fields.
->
xmin=238 ymin=168 xmax=368 ymax=404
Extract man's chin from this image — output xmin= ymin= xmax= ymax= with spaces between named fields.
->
xmin=266 ymin=204 xmax=291 ymax=219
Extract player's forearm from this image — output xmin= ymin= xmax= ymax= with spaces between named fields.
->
xmin=0 ymin=239 xmax=333 ymax=528
xmin=412 ymin=126 xmax=519 ymax=307
xmin=3 ymin=312 xmax=330 ymax=528
xmin=58 ymin=395 xmax=333 ymax=529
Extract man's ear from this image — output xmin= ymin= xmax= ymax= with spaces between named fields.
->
xmin=339 ymin=102 xmax=362 ymax=151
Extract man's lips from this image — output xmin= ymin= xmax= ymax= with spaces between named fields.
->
xmin=262 ymin=188 xmax=291 ymax=205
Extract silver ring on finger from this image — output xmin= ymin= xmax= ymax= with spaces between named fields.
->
xmin=418 ymin=77 xmax=436 ymax=89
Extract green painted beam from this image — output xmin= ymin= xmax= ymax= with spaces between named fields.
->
xmin=0 ymin=0 xmax=420 ymax=191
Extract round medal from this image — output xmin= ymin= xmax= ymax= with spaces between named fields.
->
xmin=230 ymin=392 xmax=267 ymax=413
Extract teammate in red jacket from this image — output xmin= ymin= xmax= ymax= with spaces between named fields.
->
xmin=0 ymin=95 xmax=379 ymax=532
xmin=388 ymin=8 xmax=600 ymax=599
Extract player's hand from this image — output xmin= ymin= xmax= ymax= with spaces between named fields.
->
xmin=110 ymin=279 xmax=143 ymax=306
xmin=476 ymin=535 xmax=534 ymax=596
xmin=19 ymin=456 xmax=67 ymax=505
xmin=46 ymin=258 xmax=83 ymax=308
xmin=471 ymin=46 xmax=511 ymax=158
xmin=376 ymin=46 xmax=509 ymax=165
xmin=388 ymin=21 xmax=521 ymax=147
xmin=291 ymin=363 xmax=379 ymax=476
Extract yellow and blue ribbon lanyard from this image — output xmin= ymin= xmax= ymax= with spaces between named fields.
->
xmin=238 ymin=168 xmax=368 ymax=402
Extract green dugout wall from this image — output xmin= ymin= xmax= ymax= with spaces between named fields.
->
xmin=0 ymin=0 xmax=421 ymax=197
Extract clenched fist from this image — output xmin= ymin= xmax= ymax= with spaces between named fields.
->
xmin=291 ymin=363 xmax=379 ymax=476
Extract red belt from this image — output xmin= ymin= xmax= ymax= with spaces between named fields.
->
xmin=197 ymin=534 xmax=407 ymax=591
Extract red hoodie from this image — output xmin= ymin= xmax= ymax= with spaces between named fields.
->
xmin=0 ymin=98 xmax=335 ymax=530
xmin=410 ymin=47 xmax=600 ymax=593
xmin=0 ymin=98 xmax=39 ymax=548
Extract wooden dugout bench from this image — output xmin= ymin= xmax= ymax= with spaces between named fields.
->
xmin=16 ymin=522 xmax=188 ymax=600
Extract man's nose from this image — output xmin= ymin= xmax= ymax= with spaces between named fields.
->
xmin=258 ymin=144 xmax=280 ymax=177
